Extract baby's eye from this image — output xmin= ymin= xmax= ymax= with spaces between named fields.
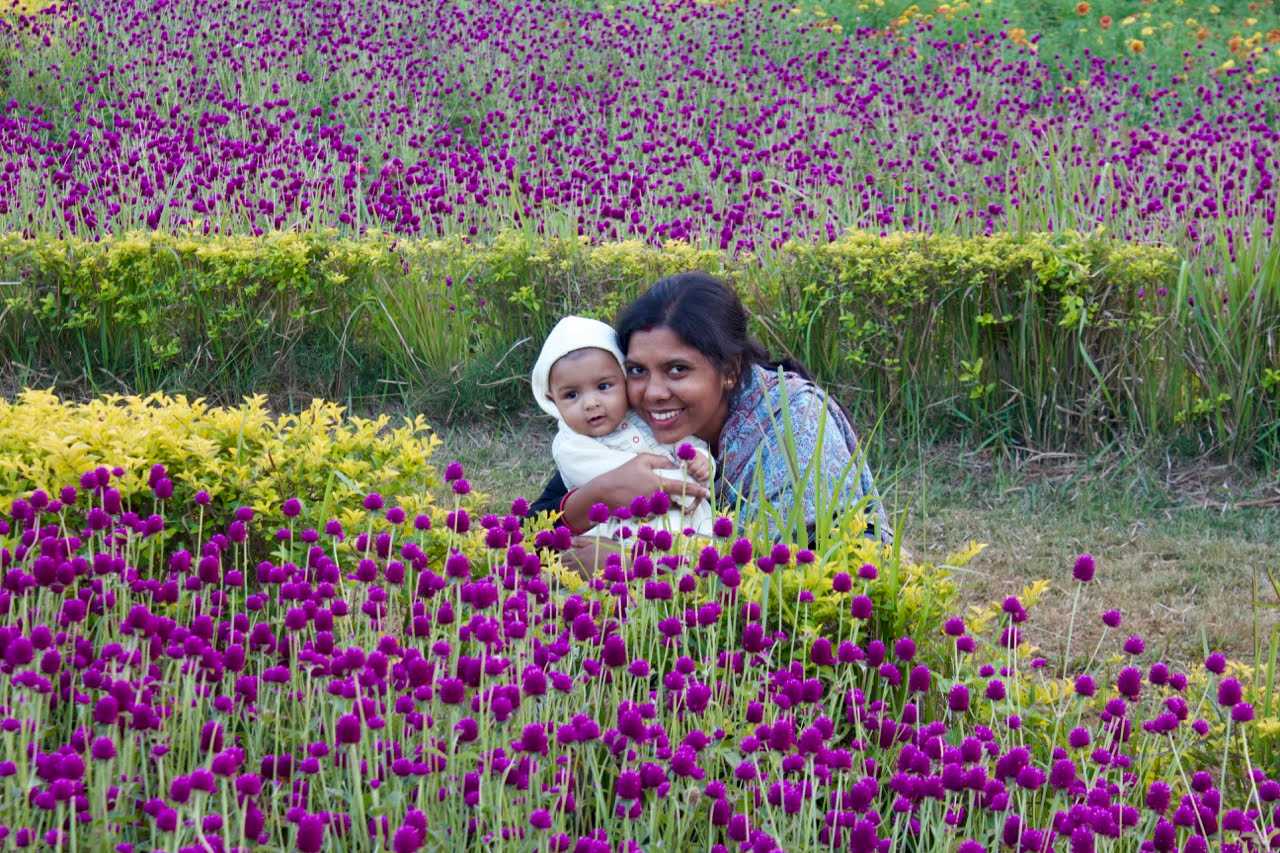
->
xmin=598 ymin=381 xmax=613 ymax=391
xmin=562 ymin=391 xmax=577 ymax=400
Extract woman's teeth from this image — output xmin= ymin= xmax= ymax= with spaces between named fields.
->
xmin=652 ymin=410 xmax=679 ymax=422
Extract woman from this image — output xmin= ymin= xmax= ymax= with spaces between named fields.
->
xmin=530 ymin=272 xmax=890 ymax=545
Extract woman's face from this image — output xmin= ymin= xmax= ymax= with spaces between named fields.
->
xmin=624 ymin=326 xmax=732 ymax=447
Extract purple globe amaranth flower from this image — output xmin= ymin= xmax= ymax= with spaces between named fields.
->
xmin=857 ymin=562 xmax=877 ymax=580
xmin=335 ymin=714 xmax=361 ymax=745
xmin=810 ymin=637 xmax=835 ymax=667
xmin=444 ymin=462 xmax=464 ymax=482
xmin=1231 ymin=702 xmax=1254 ymax=723
xmin=850 ymin=595 xmax=873 ymax=620
xmin=907 ymin=664 xmax=931 ymax=694
xmin=282 ymin=498 xmax=302 ymax=518
xmin=1072 ymin=553 xmax=1096 ymax=582
xmin=1074 ymin=674 xmax=1096 ymax=697
xmin=711 ymin=517 xmax=734 ymax=538
xmin=1146 ymin=780 xmax=1172 ymax=813
xmin=1116 ymin=666 xmax=1142 ymax=700
xmin=1217 ymin=678 xmax=1243 ymax=707
xmin=1122 ymin=635 xmax=1145 ymax=655
xmin=90 ymin=737 xmax=116 ymax=761
xmin=1149 ymin=661 xmax=1170 ymax=685
xmin=1101 ymin=609 xmax=1122 ymax=628
xmin=947 ymin=684 xmax=970 ymax=712
xmin=1205 ymin=652 xmax=1227 ymax=674
xmin=295 ymin=814 xmax=325 ymax=853
xmin=391 ymin=826 xmax=421 ymax=853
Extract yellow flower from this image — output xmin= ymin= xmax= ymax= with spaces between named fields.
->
xmin=1208 ymin=4 xmax=1220 ymax=13
xmin=1141 ymin=26 xmax=1154 ymax=36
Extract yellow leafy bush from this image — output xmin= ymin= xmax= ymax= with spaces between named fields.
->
xmin=0 ymin=389 xmax=465 ymax=535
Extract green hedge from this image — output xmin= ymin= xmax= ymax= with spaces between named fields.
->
xmin=1 ymin=228 xmax=1276 ymax=458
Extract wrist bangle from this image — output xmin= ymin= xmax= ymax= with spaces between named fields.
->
xmin=559 ymin=488 xmax=577 ymax=514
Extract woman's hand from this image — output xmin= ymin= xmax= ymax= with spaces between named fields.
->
xmin=606 ymin=453 xmax=711 ymax=504
xmin=684 ymin=452 xmax=712 ymax=484
xmin=559 ymin=536 xmax=621 ymax=579
xmin=560 ymin=453 xmax=710 ymax=533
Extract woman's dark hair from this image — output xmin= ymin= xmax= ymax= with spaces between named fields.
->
xmin=615 ymin=272 xmax=810 ymax=392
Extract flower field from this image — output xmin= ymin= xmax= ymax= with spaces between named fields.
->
xmin=0 ymin=392 xmax=1277 ymax=850
xmin=0 ymin=0 xmax=1278 ymax=847
xmin=0 ymin=0 xmax=1276 ymax=255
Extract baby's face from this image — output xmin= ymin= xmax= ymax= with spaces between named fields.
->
xmin=547 ymin=348 xmax=629 ymax=437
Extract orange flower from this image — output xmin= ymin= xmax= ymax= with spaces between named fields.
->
xmin=1099 ymin=15 xmax=1112 ymax=30
xmin=1075 ymin=1 xmax=1090 ymax=14
xmin=1196 ymin=26 xmax=1210 ymax=42
xmin=1267 ymin=28 xmax=1280 ymax=44
xmin=1227 ymin=35 xmax=1242 ymax=53
xmin=1128 ymin=38 xmax=1145 ymax=54
xmin=1008 ymin=26 xmax=1027 ymax=46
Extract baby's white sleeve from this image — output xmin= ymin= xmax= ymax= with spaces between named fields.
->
xmin=552 ymin=430 xmax=640 ymax=490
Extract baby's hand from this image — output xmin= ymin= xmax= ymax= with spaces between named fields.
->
xmin=684 ymin=453 xmax=711 ymax=484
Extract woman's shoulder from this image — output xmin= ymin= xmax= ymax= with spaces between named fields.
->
xmin=740 ymin=364 xmax=824 ymax=415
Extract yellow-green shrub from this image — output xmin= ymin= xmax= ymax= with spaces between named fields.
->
xmin=0 ymin=389 xmax=467 ymax=536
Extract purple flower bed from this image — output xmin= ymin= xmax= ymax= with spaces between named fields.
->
xmin=0 ymin=460 xmax=1275 ymax=850
xmin=0 ymin=0 xmax=1275 ymax=253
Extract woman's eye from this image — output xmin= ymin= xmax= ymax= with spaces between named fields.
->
xmin=668 ymin=364 xmax=688 ymax=377
xmin=626 ymin=366 xmax=645 ymax=378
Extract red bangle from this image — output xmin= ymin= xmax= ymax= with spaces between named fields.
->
xmin=559 ymin=488 xmax=577 ymax=513
xmin=559 ymin=489 xmax=591 ymax=535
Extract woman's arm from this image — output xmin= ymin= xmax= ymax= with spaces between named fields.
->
xmin=559 ymin=453 xmax=711 ymax=533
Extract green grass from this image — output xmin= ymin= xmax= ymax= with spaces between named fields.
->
xmin=436 ymin=412 xmax=1280 ymax=662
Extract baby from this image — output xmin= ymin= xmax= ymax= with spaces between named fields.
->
xmin=531 ymin=315 xmax=715 ymax=539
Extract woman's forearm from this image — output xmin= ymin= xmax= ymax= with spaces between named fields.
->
xmin=559 ymin=480 xmax=605 ymax=533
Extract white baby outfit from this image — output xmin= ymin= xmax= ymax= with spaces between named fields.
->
xmin=531 ymin=316 xmax=715 ymax=539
